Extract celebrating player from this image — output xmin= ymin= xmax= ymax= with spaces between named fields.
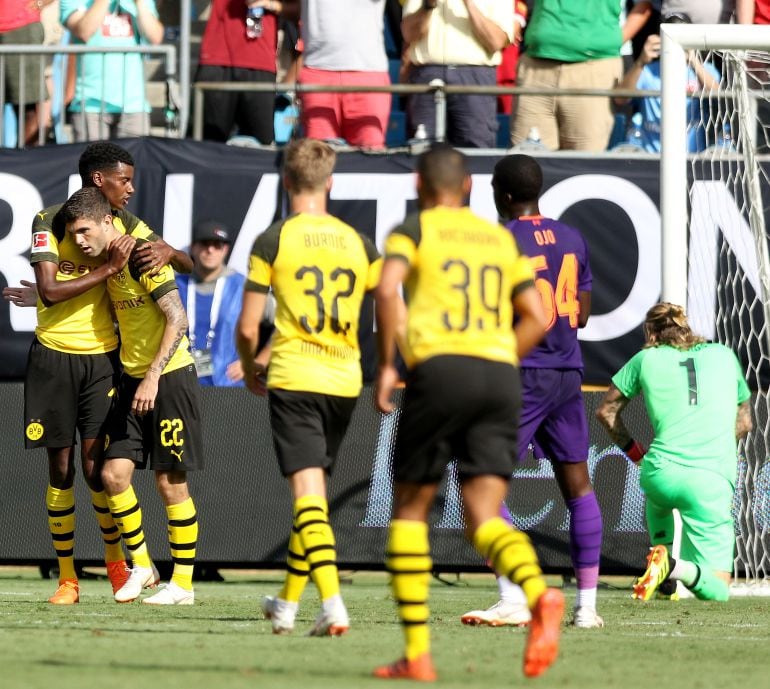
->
xmin=597 ymin=302 xmax=752 ymax=601
xmin=462 ymin=154 xmax=603 ymax=629
xmin=374 ymin=145 xmax=563 ymax=682
xmin=236 ymin=138 xmax=381 ymax=636
xmin=59 ymin=187 xmax=202 ymax=605
xmin=12 ymin=142 xmax=191 ymax=605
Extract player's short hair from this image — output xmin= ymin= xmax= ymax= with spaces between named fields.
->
xmin=643 ymin=302 xmax=706 ymax=350
xmin=58 ymin=187 xmax=112 ymax=227
xmin=78 ymin=142 xmax=134 ymax=184
xmin=282 ymin=138 xmax=336 ymax=192
xmin=417 ymin=144 xmax=469 ymax=197
xmin=492 ymin=154 xmax=543 ymax=203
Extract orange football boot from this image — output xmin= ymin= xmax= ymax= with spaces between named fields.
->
xmin=106 ymin=561 xmax=130 ymax=594
xmin=373 ymin=653 xmax=437 ymax=682
xmin=48 ymin=579 xmax=79 ymax=605
xmin=523 ymin=588 xmax=564 ymax=678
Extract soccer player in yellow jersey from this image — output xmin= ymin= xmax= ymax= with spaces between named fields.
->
xmin=373 ymin=145 xmax=564 ymax=682
xmin=59 ymin=186 xmax=202 ymax=606
xmin=16 ymin=142 xmax=193 ymax=605
xmin=236 ymin=138 xmax=381 ymax=636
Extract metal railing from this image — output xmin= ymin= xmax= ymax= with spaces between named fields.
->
xmin=192 ymin=80 xmax=662 ymax=145
xmin=0 ymin=44 xmax=178 ymax=148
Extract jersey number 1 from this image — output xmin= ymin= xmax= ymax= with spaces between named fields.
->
xmin=679 ymin=357 xmax=699 ymax=405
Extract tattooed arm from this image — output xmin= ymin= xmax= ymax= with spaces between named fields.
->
xmin=131 ymin=289 xmax=189 ymax=416
xmin=736 ymin=400 xmax=753 ymax=440
xmin=596 ymin=384 xmax=633 ymax=448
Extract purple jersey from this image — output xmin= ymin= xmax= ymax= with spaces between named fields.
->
xmin=506 ymin=215 xmax=591 ymax=370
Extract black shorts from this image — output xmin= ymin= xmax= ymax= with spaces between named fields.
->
xmin=394 ymin=355 xmax=521 ymax=484
xmin=24 ymin=339 xmax=119 ymax=449
xmin=104 ymin=364 xmax=203 ymax=472
xmin=268 ymin=389 xmax=357 ymax=477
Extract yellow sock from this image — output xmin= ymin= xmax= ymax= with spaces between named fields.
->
xmin=47 ymin=485 xmax=76 ymax=582
xmin=295 ymin=495 xmax=339 ymax=601
xmin=106 ymin=486 xmax=151 ymax=569
xmin=473 ymin=517 xmax=546 ymax=608
xmin=89 ymin=489 xmax=124 ymax=564
xmin=279 ymin=521 xmax=310 ymax=603
xmin=386 ymin=519 xmax=432 ymax=661
xmin=167 ymin=498 xmax=197 ymax=591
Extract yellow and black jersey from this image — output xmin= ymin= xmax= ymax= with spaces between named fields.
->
xmin=29 ymin=205 xmax=159 ymax=355
xmin=107 ymin=235 xmax=193 ymax=378
xmin=387 ymin=207 xmax=535 ymax=367
xmin=246 ymin=212 xmax=382 ymax=397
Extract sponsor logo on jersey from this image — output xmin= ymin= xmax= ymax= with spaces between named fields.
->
xmin=31 ymin=232 xmax=50 ymax=253
xmin=25 ymin=421 xmax=44 ymax=441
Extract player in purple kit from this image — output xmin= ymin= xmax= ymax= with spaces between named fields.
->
xmin=461 ymin=154 xmax=603 ymax=629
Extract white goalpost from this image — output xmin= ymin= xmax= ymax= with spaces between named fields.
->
xmin=661 ymin=23 xmax=770 ymax=595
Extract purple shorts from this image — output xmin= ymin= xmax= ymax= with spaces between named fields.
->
xmin=518 ymin=368 xmax=588 ymax=464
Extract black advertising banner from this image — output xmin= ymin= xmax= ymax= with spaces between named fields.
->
xmin=0 ymin=138 xmax=663 ymax=383
xmin=0 ymin=383 xmax=653 ymax=573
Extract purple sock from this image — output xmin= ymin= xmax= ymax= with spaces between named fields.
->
xmin=568 ymin=492 xmax=602 ymax=591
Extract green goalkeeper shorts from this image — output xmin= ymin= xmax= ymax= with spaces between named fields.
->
xmin=640 ymin=462 xmax=735 ymax=573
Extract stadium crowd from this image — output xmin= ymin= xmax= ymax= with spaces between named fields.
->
xmin=1 ymin=1 xmax=756 ymax=150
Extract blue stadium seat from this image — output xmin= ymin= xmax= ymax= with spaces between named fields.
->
xmin=496 ymin=114 xmax=510 ymax=149
xmin=386 ymin=110 xmax=407 ymax=147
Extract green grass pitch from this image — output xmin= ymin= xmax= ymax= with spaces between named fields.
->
xmin=1 ymin=567 xmax=768 ymax=689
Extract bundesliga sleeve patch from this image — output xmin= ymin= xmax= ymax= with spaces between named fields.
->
xmin=31 ymin=232 xmax=50 ymax=253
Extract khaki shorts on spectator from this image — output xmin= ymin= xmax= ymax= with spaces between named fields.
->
xmin=0 ymin=22 xmax=46 ymax=105
xmin=511 ymin=54 xmax=622 ymax=152
xmin=70 ymin=111 xmax=150 ymax=142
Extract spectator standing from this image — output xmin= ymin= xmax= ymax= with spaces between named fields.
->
xmin=614 ymin=13 xmax=720 ymax=153
xmin=511 ymin=0 xmax=623 ymax=151
xmin=61 ymin=0 xmax=164 ymax=142
xmin=736 ymin=1 xmax=770 ymax=152
xmin=176 ymin=220 xmax=246 ymax=387
xmin=401 ymin=0 xmax=513 ymax=148
xmin=298 ymin=0 xmax=391 ymax=148
xmin=197 ymin=0 xmax=299 ymax=144
xmin=597 ymin=302 xmax=752 ymax=601
xmin=496 ymin=1 xmax=527 ymax=116
xmin=0 ymin=0 xmax=53 ymax=146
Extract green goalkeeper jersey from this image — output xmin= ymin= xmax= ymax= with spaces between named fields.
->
xmin=612 ymin=342 xmax=751 ymax=484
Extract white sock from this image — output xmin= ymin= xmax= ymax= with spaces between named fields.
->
xmin=575 ymin=587 xmax=597 ymax=610
xmin=321 ymin=593 xmax=345 ymax=613
xmin=497 ymin=576 xmax=527 ymax=605
xmin=670 ymin=558 xmax=699 ymax=587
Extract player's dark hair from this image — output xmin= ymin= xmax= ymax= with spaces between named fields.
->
xmin=643 ymin=302 xmax=706 ymax=350
xmin=59 ymin=187 xmax=112 ymax=226
xmin=492 ymin=154 xmax=543 ymax=203
xmin=417 ymin=144 xmax=468 ymax=196
xmin=78 ymin=142 xmax=134 ymax=184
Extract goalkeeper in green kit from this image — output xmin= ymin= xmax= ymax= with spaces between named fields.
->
xmin=597 ymin=302 xmax=752 ymax=601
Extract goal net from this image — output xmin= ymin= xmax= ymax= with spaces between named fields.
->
xmin=661 ymin=23 xmax=770 ymax=595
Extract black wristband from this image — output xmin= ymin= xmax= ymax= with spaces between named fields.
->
xmin=422 ymin=0 xmax=437 ymax=10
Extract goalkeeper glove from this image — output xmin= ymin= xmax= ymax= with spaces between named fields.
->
xmin=623 ymin=439 xmax=647 ymax=465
